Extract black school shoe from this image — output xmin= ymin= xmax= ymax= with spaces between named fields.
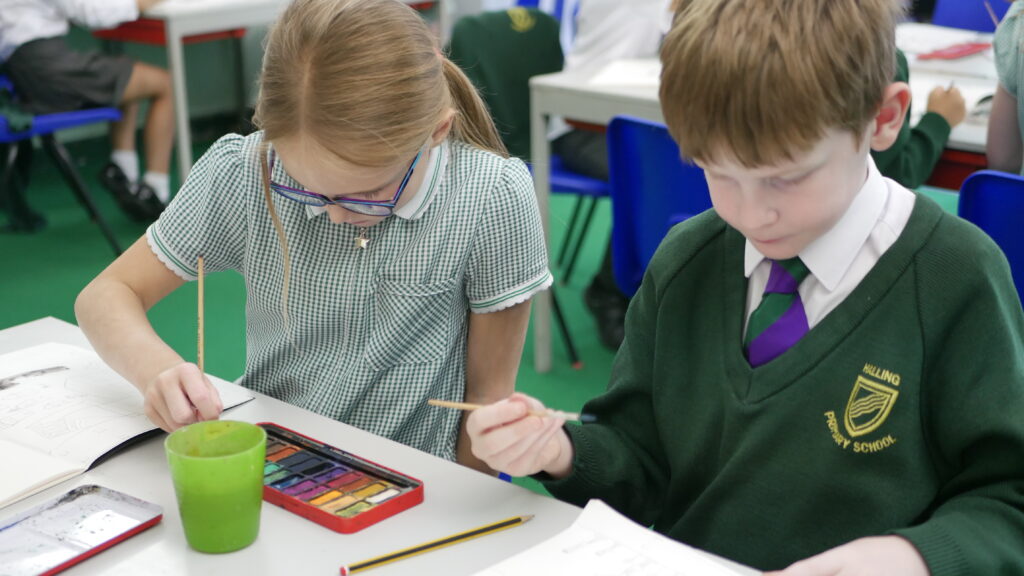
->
xmin=584 ymin=282 xmax=628 ymax=351
xmin=98 ymin=162 xmax=165 ymax=221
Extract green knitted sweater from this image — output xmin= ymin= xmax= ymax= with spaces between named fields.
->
xmin=544 ymin=195 xmax=1024 ymax=574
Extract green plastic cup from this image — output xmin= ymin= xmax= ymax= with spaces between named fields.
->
xmin=165 ymin=420 xmax=266 ymax=553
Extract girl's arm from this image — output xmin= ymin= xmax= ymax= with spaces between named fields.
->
xmin=458 ymin=300 xmax=532 ymax=473
xmin=986 ymin=84 xmax=1023 ymax=173
xmin=75 ymin=237 xmax=223 ymax=431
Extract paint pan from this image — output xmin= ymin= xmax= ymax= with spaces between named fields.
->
xmin=258 ymin=422 xmax=423 ymax=533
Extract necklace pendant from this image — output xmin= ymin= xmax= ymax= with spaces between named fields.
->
xmin=355 ymin=229 xmax=369 ymax=249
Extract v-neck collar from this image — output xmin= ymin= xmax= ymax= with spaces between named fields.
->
xmin=721 ymin=195 xmax=945 ymax=403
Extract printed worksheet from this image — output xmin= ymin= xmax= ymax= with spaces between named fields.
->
xmin=474 ymin=500 xmax=758 ymax=576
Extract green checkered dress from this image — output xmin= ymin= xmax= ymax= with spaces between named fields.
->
xmin=147 ymin=132 xmax=551 ymax=460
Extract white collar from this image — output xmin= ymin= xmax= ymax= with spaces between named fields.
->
xmin=302 ymin=140 xmax=449 ymax=221
xmin=744 ymin=157 xmax=888 ymax=291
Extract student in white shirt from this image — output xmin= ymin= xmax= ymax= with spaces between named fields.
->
xmin=0 ymin=0 xmax=173 ymax=219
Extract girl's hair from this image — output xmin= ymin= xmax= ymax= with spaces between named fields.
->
xmin=252 ymin=0 xmax=507 ymax=332
xmin=254 ymin=0 xmax=506 ymax=165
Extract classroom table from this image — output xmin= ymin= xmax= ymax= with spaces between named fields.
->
xmin=131 ymin=0 xmax=447 ymax=184
xmin=528 ymin=24 xmax=998 ymax=373
xmin=0 ymin=317 xmax=759 ymax=575
xmin=0 ymin=317 xmax=578 ymax=575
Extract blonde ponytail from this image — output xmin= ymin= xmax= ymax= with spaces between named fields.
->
xmin=441 ymin=57 xmax=508 ymax=157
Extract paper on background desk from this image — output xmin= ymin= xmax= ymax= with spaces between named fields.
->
xmin=473 ymin=499 xmax=756 ymax=576
xmin=896 ymin=23 xmax=997 ymax=80
xmin=589 ymin=59 xmax=662 ymax=88
xmin=0 ymin=342 xmax=253 ymax=508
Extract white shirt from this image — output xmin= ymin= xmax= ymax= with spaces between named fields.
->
xmin=744 ymin=158 xmax=917 ymax=332
xmin=548 ymin=0 xmax=672 ymax=139
xmin=0 ymin=0 xmax=139 ymax=62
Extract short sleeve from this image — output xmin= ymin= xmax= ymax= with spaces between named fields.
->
xmin=994 ymin=3 xmax=1024 ymax=97
xmin=466 ymin=157 xmax=552 ymax=313
xmin=146 ymin=134 xmax=250 ymax=280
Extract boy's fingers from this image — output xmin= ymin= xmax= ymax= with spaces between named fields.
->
xmin=489 ymin=416 xmax=560 ymax=468
xmin=468 ymin=398 xmax=529 ymax=434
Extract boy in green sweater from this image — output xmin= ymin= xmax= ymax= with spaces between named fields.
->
xmin=466 ymin=0 xmax=1024 ymax=574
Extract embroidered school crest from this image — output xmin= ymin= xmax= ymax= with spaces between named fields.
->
xmin=507 ymin=8 xmax=536 ymax=33
xmin=843 ymin=375 xmax=899 ymax=438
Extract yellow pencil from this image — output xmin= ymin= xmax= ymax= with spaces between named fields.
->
xmin=427 ymin=399 xmax=596 ymax=423
xmin=197 ymin=255 xmax=205 ymax=375
xmin=339 ymin=515 xmax=533 ymax=575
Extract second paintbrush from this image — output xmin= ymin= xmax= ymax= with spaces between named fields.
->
xmin=427 ymin=399 xmax=596 ymax=423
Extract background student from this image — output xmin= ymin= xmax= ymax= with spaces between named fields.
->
xmin=988 ymin=0 xmax=1024 ymax=174
xmin=550 ymin=0 xmax=673 ymax=350
xmin=871 ymin=49 xmax=966 ymax=188
xmin=0 ymin=0 xmax=174 ymax=220
xmin=468 ymin=0 xmax=1024 ymax=573
xmin=75 ymin=0 xmax=551 ymax=474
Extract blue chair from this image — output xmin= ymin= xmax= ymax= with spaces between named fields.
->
xmin=958 ymin=169 xmax=1024 ymax=304
xmin=932 ymin=0 xmax=1010 ymax=33
xmin=607 ymin=116 xmax=712 ymax=297
xmin=0 ymin=74 xmax=124 ymax=254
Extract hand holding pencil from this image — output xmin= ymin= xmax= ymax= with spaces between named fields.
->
xmin=462 ymin=393 xmax=579 ymax=479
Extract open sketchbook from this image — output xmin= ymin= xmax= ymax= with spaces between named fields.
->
xmin=0 ymin=343 xmax=253 ymax=509
xmin=474 ymin=499 xmax=759 ymax=576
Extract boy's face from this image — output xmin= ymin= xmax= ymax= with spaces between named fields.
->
xmin=696 ymin=128 xmax=870 ymax=260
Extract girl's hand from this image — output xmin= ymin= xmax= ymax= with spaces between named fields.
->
xmin=763 ymin=536 xmax=929 ymax=576
xmin=466 ymin=393 xmax=573 ymax=478
xmin=142 ymin=362 xmax=223 ymax=432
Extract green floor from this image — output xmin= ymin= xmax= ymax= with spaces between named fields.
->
xmin=0 ymin=131 xmax=960 ymax=496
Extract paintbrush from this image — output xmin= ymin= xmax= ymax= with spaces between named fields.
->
xmin=427 ymin=399 xmax=597 ymax=423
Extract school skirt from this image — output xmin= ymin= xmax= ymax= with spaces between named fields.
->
xmin=4 ymin=36 xmax=134 ymax=114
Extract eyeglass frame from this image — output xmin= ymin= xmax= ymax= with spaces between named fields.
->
xmin=267 ymin=148 xmax=423 ymax=217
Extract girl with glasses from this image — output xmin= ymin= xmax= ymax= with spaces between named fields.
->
xmin=75 ymin=0 xmax=551 ymax=473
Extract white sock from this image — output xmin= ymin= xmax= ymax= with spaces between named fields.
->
xmin=143 ymin=172 xmax=170 ymax=204
xmin=111 ymin=149 xmax=139 ymax=184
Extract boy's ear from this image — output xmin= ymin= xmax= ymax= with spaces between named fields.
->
xmin=431 ymin=109 xmax=457 ymax=146
xmin=870 ymin=82 xmax=911 ymax=151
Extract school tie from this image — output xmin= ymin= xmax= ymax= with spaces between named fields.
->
xmin=744 ymin=258 xmax=811 ymax=367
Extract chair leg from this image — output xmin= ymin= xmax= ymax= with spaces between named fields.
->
xmin=40 ymin=135 xmax=123 ymax=256
xmin=0 ymin=141 xmax=46 ymax=232
xmin=562 ymin=196 xmax=600 ymax=285
xmin=550 ymin=285 xmax=583 ymax=370
xmin=556 ymin=196 xmax=587 ymax=269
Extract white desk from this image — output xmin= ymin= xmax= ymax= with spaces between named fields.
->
xmin=0 ymin=317 xmax=581 ymax=576
xmin=140 ymin=0 xmax=448 ymax=184
xmin=528 ymin=25 xmax=998 ymax=373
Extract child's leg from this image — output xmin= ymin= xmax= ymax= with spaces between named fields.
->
xmin=110 ymin=100 xmax=140 ymax=183
xmin=119 ymin=61 xmax=174 ymax=202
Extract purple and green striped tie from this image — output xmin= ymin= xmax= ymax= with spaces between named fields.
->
xmin=744 ymin=258 xmax=811 ymax=367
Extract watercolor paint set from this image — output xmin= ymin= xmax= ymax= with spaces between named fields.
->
xmin=259 ymin=422 xmax=424 ymax=533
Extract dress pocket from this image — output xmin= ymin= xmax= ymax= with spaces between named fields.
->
xmin=365 ymin=277 xmax=460 ymax=370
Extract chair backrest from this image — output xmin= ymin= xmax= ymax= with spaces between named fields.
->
xmin=448 ymin=8 xmax=563 ymax=160
xmin=959 ymin=169 xmax=1024 ymax=304
xmin=607 ymin=115 xmax=712 ymax=297
xmin=932 ymin=0 xmax=1010 ymax=33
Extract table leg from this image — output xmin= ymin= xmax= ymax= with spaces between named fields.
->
xmin=165 ymin=22 xmax=193 ymax=184
xmin=531 ymin=90 xmax=552 ymax=374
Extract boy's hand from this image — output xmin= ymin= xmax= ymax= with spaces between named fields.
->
xmin=763 ymin=536 xmax=929 ymax=576
xmin=926 ymin=85 xmax=967 ymax=127
xmin=466 ymin=393 xmax=573 ymax=478
xmin=142 ymin=362 xmax=223 ymax=432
